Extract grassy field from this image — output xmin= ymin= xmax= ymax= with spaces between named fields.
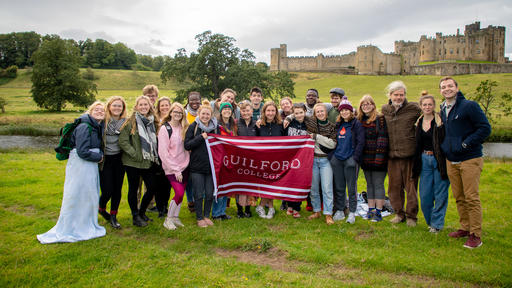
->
xmin=0 ymin=150 xmax=511 ymax=287
xmin=1 ymin=69 xmax=512 ymax=135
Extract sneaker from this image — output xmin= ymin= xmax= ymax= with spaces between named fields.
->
xmin=371 ymin=211 xmax=383 ymax=222
xmin=266 ymin=208 xmax=275 ymax=219
xmin=237 ymin=211 xmax=245 ymax=218
xmin=332 ymin=210 xmax=345 ymax=221
xmin=280 ymin=201 xmax=287 ymax=211
xmin=306 ymin=205 xmax=313 ymax=212
xmin=197 ymin=219 xmax=208 ymax=228
xmin=255 ymin=206 xmax=266 ymax=218
xmin=448 ymin=229 xmax=470 ymax=238
xmin=132 ymin=215 xmax=148 ymax=227
xmin=163 ymin=218 xmax=177 ymax=230
xmin=171 ymin=217 xmax=184 ymax=227
xmin=203 ymin=218 xmax=214 ymax=226
xmin=365 ymin=209 xmax=375 ymax=220
xmin=429 ymin=227 xmax=440 ymax=233
xmin=244 ymin=211 xmax=252 ymax=218
xmin=308 ymin=212 xmax=321 ymax=220
xmin=390 ymin=215 xmax=405 ymax=224
xmin=406 ymin=218 xmax=417 ymax=227
xmin=140 ymin=213 xmax=153 ymax=222
xmin=346 ymin=212 xmax=355 ymax=224
xmin=292 ymin=210 xmax=301 ymax=218
xmin=220 ymin=215 xmax=232 ymax=220
xmin=325 ymin=215 xmax=334 ymax=225
xmin=463 ymin=234 xmax=483 ymax=249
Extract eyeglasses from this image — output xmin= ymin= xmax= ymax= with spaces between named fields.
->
xmin=171 ymin=111 xmax=183 ymax=115
xmin=361 ymin=103 xmax=373 ymax=107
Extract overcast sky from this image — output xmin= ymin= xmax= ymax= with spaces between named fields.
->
xmin=1 ymin=0 xmax=511 ymax=63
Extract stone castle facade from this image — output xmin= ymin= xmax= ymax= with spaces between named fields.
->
xmin=270 ymin=22 xmax=509 ymax=75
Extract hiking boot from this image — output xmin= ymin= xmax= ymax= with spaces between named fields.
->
xmin=110 ymin=214 xmax=121 ymax=229
xmin=463 ymin=234 xmax=483 ymax=249
xmin=171 ymin=217 xmax=184 ymax=227
xmin=140 ymin=213 xmax=153 ymax=222
xmin=325 ymin=215 xmax=334 ymax=225
xmin=237 ymin=211 xmax=245 ymax=218
xmin=308 ymin=212 xmax=321 ymax=220
xmin=255 ymin=206 xmax=266 ymax=218
xmin=365 ymin=208 xmax=375 ymax=220
xmin=429 ymin=227 xmax=441 ymax=233
xmin=163 ymin=217 xmax=177 ymax=230
xmin=280 ymin=201 xmax=287 ymax=211
xmin=197 ymin=219 xmax=208 ymax=228
xmin=132 ymin=215 xmax=148 ymax=227
xmin=99 ymin=210 xmax=111 ymax=221
xmin=448 ymin=229 xmax=470 ymax=238
xmin=332 ymin=210 xmax=345 ymax=221
xmin=406 ymin=218 xmax=417 ymax=227
xmin=266 ymin=208 xmax=275 ymax=219
xmin=346 ymin=212 xmax=355 ymax=224
xmin=390 ymin=215 xmax=405 ymax=224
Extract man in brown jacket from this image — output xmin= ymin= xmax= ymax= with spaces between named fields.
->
xmin=381 ymin=81 xmax=421 ymax=226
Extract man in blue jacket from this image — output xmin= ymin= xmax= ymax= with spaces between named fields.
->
xmin=439 ymin=76 xmax=491 ymax=249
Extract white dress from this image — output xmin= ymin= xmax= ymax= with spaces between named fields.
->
xmin=37 ymin=148 xmax=106 ymax=244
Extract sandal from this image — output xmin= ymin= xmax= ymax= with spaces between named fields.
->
xmin=286 ymin=207 xmax=293 ymax=216
xmin=292 ymin=210 xmax=301 ymax=218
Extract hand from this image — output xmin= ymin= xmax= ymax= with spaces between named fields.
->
xmin=98 ymin=156 xmax=104 ymax=163
xmin=255 ymin=119 xmax=262 ymax=128
xmin=309 ymin=133 xmax=315 ymax=139
xmin=175 ymin=172 xmax=183 ymax=183
xmin=202 ymin=132 xmax=208 ymax=139
xmin=283 ymin=119 xmax=290 ymax=129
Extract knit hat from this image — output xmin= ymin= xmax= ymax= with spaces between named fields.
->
xmin=219 ymin=102 xmax=233 ymax=112
xmin=329 ymin=88 xmax=345 ymax=96
xmin=338 ymin=96 xmax=353 ymax=112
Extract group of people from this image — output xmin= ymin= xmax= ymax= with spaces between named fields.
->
xmin=37 ymin=77 xmax=491 ymax=249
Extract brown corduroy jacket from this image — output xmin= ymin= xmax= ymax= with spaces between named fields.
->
xmin=381 ymin=99 xmax=421 ymax=159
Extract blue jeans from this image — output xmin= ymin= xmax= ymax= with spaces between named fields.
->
xmin=310 ymin=157 xmax=334 ymax=215
xmin=419 ymin=153 xmax=450 ymax=229
xmin=212 ymin=196 xmax=228 ymax=217
xmin=330 ymin=156 xmax=358 ymax=213
xmin=185 ymin=184 xmax=194 ymax=203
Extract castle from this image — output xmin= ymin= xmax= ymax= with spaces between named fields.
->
xmin=270 ymin=22 xmax=510 ymax=75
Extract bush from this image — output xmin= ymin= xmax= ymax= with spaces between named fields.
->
xmin=487 ymin=128 xmax=512 ymax=142
xmin=0 ymin=96 xmax=6 ymax=113
xmin=131 ymin=63 xmax=152 ymax=71
xmin=82 ymin=67 xmax=99 ymax=81
xmin=0 ymin=65 xmax=17 ymax=78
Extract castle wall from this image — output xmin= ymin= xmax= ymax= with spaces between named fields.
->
xmin=412 ymin=63 xmax=512 ymax=75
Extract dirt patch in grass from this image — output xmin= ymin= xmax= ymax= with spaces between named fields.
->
xmin=216 ymin=247 xmax=297 ymax=273
xmin=1 ymin=204 xmax=37 ymax=217
xmin=354 ymin=227 xmax=375 ymax=241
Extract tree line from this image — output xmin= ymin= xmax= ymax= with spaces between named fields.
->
xmin=0 ymin=31 xmax=165 ymax=71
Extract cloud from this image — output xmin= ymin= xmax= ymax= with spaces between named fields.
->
xmin=59 ymin=29 xmax=116 ymax=43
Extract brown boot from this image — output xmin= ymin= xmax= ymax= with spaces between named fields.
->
xmin=406 ymin=218 xmax=417 ymax=227
xmin=390 ymin=215 xmax=404 ymax=224
xmin=325 ymin=215 xmax=334 ymax=225
xmin=308 ymin=212 xmax=321 ymax=220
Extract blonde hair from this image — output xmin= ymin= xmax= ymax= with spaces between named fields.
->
xmin=419 ymin=95 xmax=437 ymax=114
xmin=421 ymin=90 xmax=429 ymax=97
xmin=260 ymin=101 xmax=282 ymax=125
xmin=220 ymin=88 xmax=237 ymax=100
xmin=357 ymin=94 xmax=378 ymax=124
xmin=104 ymin=96 xmax=127 ymax=125
xmin=142 ymin=84 xmax=159 ymax=97
xmin=238 ymin=100 xmax=253 ymax=111
xmin=386 ymin=80 xmax=407 ymax=97
xmin=87 ymin=101 xmax=105 ymax=115
xmin=160 ymin=102 xmax=190 ymax=140
xmin=121 ymin=95 xmax=158 ymax=135
xmin=313 ymin=103 xmax=328 ymax=120
xmin=198 ymin=99 xmax=214 ymax=115
xmin=156 ymin=96 xmax=171 ymax=120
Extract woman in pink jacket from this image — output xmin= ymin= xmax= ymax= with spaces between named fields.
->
xmin=158 ymin=102 xmax=190 ymax=230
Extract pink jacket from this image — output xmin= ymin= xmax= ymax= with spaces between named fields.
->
xmin=158 ymin=123 xmax=190 ymax=176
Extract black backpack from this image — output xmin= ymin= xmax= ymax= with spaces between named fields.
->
xmin=163 ymin=122 xmax=173 ymax=138
xmin=55 ymin=118 xmax=92 ymax=160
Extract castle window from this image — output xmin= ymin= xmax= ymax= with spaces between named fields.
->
xmin=444 ymin=39 xmax=446 ymax=43
xmin=496 ymin=39 xmax=499 ymax=44
xmin=450 ymin=49 xmax=453 ymax=54
xmin=476 ymin=39 xmax=480 ymax=44
xmin=444 ymin=49 xmax=446 ymax=54
xmin=439 ymin=49 xmax=441 ymax=55
xmin=457 ymin=48 xmax=459 ymax=54
xmin=422 ymin=50 xmax=424 ymax=55
xmin=463 ymin=48 xmax=465 ymax=55
xmin=476 ymin=49 xmax=481 ymax=54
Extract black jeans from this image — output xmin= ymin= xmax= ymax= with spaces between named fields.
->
xmin=125 ymin=165 xmax=158 ymax=216
xmin=190 ymin=172 xmax=214 ymax=220
xmin=154 ymin=168 xmax=171 ymax=212
xmin=99 ymin=153 xmax=125 ymax=212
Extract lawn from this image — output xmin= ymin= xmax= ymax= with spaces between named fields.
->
xmin=0 ymin=150 xmax=511 ymax=287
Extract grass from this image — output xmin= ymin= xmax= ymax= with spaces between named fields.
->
xmin=0 ymin=150 xmax=511 ymax=287
xmin=1 ymin=70 xmax=511 ymax=136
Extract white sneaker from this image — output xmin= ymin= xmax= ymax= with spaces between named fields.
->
xmin=171 ymin=217 xmax=184 ymax=227
xmin=255 ymin=206 xmax=266 ymax=218
xmin=346 ymin=212 xmax=355 ymax=224
xmin=163 ymin=217 xmax=177 ymax=230
xmin=266 ymin=208 xmax=275 ymax=219
xmin=333 ymin=210 xmax=345 ymax=221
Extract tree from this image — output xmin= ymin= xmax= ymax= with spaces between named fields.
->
xmin=31 ymin=36 xmax=96 ymax=111
xmin=161 ymin=31 xmax=295 ymax=102
xmin=470 ymin=80 xmax=512 ymax=124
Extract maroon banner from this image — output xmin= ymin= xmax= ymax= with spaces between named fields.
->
xmin=206 ymin=135 xmax=314 ymax=202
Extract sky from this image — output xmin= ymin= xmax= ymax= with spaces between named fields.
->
xmin=1 ymin=0 xmax=511 ymax=64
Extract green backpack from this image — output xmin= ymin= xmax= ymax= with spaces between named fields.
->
xmin=55 ymin=118 xmax=92 ymax=160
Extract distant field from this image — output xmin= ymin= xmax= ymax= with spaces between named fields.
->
xmin=1 ymin=69 xmax=511 ymax=135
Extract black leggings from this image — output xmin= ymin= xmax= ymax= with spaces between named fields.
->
xmin=99 ymin=153 xmax=125 ymax=212
xmin=287 ymin=201 xmax=301 ymax=211
xmin=125 ymin=165 xmax=158 ymax=216
xmin=155 ymin=171 xmax=171 ymax=212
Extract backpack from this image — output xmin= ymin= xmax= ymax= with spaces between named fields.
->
xmin=55 ymin=118 xmax=92 ymax=160
xmin=163 ymin=122 xmax=173 ymax=139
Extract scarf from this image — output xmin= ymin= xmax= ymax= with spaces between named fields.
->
xmin=106 ymin=118 xmax=125 ymax=136
xmin=135 ymin=112 xmax=159 ymax=164
xmin=195 ymin=116 xmax=217 ymax=133
xmin=186 ymin=104 xmax=198 ymax=117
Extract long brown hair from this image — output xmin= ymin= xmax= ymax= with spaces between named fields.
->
xmin=155 ymin=96 xmax=171 ymax=120
xmin=260 ymin=101 xmax=282 ymax=125
xmin=218 ymin=105 xmax=238 ymax=135
xmin=356 ymin=94 xmax=378 ymax=124
xmin=121 ymin=95 xmax=158 ymax=135
xmin=160 ymin=102 xmax=189 ymax=140
xmin=104 ymin=96 xmax=127 ymax=125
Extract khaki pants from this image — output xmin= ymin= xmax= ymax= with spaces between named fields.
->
xmin=387 ymin=157 xmax=418 ymax=220
xmin=446 ymin=157 xmax=483 ymax=237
